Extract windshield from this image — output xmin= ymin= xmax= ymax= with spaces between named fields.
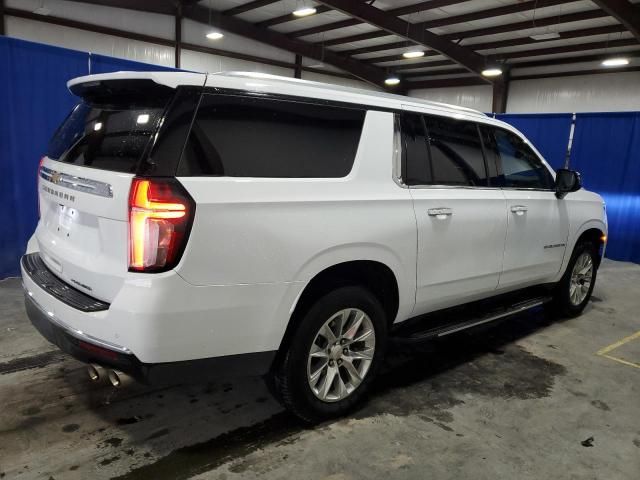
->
xmin=47 ymin=101 xmax=167 ymax=173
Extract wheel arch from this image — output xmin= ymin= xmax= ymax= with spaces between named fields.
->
xmin=562 ymin=220 xmax=607 ymax=274
xmin=274 ymin=258 xmax=402 ymax=368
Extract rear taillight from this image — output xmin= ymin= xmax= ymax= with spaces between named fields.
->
xmin=128 ymin=178 xmax=195 ymax=272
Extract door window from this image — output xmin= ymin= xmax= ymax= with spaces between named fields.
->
xmin=488 ymin=128 xmax=554 ymax=189
xmin=423 ymin=115 xmax=489 ymax=187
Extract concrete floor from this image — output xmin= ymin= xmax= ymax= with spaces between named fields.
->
xmin=1 ymin=259 xmax=639 ymax=480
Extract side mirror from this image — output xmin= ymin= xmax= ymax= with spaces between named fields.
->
xmin=555 ymin=168 xmax=582 ymax=199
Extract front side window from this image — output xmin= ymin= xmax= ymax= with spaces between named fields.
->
xmin=178 ymin=95 xmax=365 ymax=178
xmin=423 ymin=115 xmax=489 ymax=187
xmin=490 ymin=128 xmax=554 ymax=189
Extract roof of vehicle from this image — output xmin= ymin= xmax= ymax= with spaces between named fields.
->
xmin=66 ymin=71 xmax=552 ymax=170
xmin=67 ymin=70 xmax=488 ymax=120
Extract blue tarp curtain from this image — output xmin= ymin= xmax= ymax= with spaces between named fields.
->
xmin=0 ymin=37 xmax=176 ymax=277
xmin=571 ymin=113 xmax=640 ymax=264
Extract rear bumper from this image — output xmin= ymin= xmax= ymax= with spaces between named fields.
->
xmin=24 ymin=290 xmax=276 ymax=384
xmin=22 ymin=253 xmax=278 ymax=384
xmin=25 ymin=290 xmax=141 ymax=376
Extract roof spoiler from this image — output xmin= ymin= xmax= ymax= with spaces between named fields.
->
xmin=67 ymin=71 xmax=207 ymax=104
xmin=68 ymin=78 xmax=175 ymax=104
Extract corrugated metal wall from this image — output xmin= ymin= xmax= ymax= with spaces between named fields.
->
xmin=507 ymin=72 xmax=640 ymax=113
xmin=409 ymin=85 xmax=494 ymax=112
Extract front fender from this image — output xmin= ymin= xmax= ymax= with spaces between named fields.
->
xmin=555 ymin=219 xmax=607 ymax=282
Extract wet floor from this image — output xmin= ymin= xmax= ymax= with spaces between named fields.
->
xmin=1 ymin=260 xmax=639 ymax=479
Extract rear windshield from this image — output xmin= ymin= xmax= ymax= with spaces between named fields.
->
xmin=47 ymin=101 xmax=167 ymax=173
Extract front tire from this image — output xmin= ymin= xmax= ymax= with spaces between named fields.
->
xmin=272 ymin=286 xmax=387 ymax=423
xmin=552 ymin=241 xmax=599 ymax=317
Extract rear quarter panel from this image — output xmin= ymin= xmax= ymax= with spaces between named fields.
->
xmin=176 ymin=110 xmax=416 ymax=323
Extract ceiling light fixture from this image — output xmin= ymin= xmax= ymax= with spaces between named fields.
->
xmin=530 ymin=32 xmax=561 ymax=41
xmin=602 ymin=57 xmax=629 ymax=67
xmin=33 ymin=6 xmax=51 ymax=15
xmin=403 ymin=50 xmax=425 ymax=59
xmin=293 ymin=6 xmax=317 ymax=17
xmin=385 ymin=76 xmax=401 ymax=86
xmin=482 ymin=68 xmax=503 ymax=77
xmin=205 ymin=0 xmax=223 ymax=40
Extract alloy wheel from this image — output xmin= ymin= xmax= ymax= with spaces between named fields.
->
xmin=306 ymin=308 xmax=376 ymax=403
xmin=569 ymin=252 xmax=594 ymax=306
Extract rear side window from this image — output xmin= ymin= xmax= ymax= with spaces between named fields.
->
xmin=178 ymin=95 xmax=365 ymax=178
xmin=423 ymin=115 xmax=489 ymax=187
xmin=489 ymin=128 xmax=554 ymax=189
xmin=47 ymin=101 xmax=167 ymax=173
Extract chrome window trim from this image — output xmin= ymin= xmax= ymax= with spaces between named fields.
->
xmin=407 ymin=185 xmax=554 ymax=192
xmin=392 ymin=113 xmax=408 ymax=189
xmin=40 ymin=166 xmax=113 ymax=198
xmin=408 ymin=185 xmax=503 ymax=190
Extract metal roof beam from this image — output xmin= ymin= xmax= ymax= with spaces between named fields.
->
xmin=316 ymin=0 xmax=489 ymax=78
xmin=591 ymin=0 xmax=640 ymax=41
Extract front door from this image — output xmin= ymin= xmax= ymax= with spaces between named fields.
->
xmin=480 ymin=125 xmax=569 ymax=288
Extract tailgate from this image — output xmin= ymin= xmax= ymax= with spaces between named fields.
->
xmin=34 ymin=84 xmax=174 ymax=303
xmin=36 ymin=158 xmax=133 ymax=302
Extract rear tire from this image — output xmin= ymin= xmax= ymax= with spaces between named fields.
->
xmin=551 ymin=241 xmax=599 ymax=317
xmin=271 ymin=286 xmax=387 ymax=423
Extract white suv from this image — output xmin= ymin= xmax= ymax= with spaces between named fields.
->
xmin=22 ymin=71 xmax=607 ymax=421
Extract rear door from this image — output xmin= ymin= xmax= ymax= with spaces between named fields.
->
xmin=35 ymin=81 xmax=190 ymax=302
xmin=401 ymin=110 xmax=507 ymax=315
xmin=480 ymin=125 xmax=569 ymax=288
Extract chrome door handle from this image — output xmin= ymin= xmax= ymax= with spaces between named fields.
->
xmin=511 ymin=205 xmax=528 ymax=215
xmin=428 ymin=207 xmax=453 ymax=218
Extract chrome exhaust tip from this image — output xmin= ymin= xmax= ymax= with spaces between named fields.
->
xmin=108 ymin=369 xmax=132 ymax=388
xmin=87 ymin=363 xmax=105 ymax=382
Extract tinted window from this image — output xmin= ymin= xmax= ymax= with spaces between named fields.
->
xmin=491 ymin=128 xmax=554 ymax=189
xmin=400 ymin=113 xmax=429 ymax=185
xmin=423 ymin=115 xmax=489 ymax=187
xmin=178 ymin=95 xmax=365 ymax=178
xmin=47 ymin=101 xmax=166 ymax=173
xmin=477 ymin=125 xmax=501 ymax=185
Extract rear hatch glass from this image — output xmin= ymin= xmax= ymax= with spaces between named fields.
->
xmin=47 ymin=100 xmax=166 ymax=173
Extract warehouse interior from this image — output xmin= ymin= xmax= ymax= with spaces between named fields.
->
xmin=1 ymin=0 xmax=639 ymax=479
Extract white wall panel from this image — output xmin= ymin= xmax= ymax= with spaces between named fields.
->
xmin=409 ymin=85 xmax=493 ymax=112
xmin=301 ymin=71 xmax=377 ymax=91
xmin=507 ymin=72 xmax=640 ymax=113
xmin=6 ymin=17 xmax=175 ymax=67
xmin=6 ymin=0 xmax=174 ymax=40
xmin=180 ymin=49 xmax=291 ymax=76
